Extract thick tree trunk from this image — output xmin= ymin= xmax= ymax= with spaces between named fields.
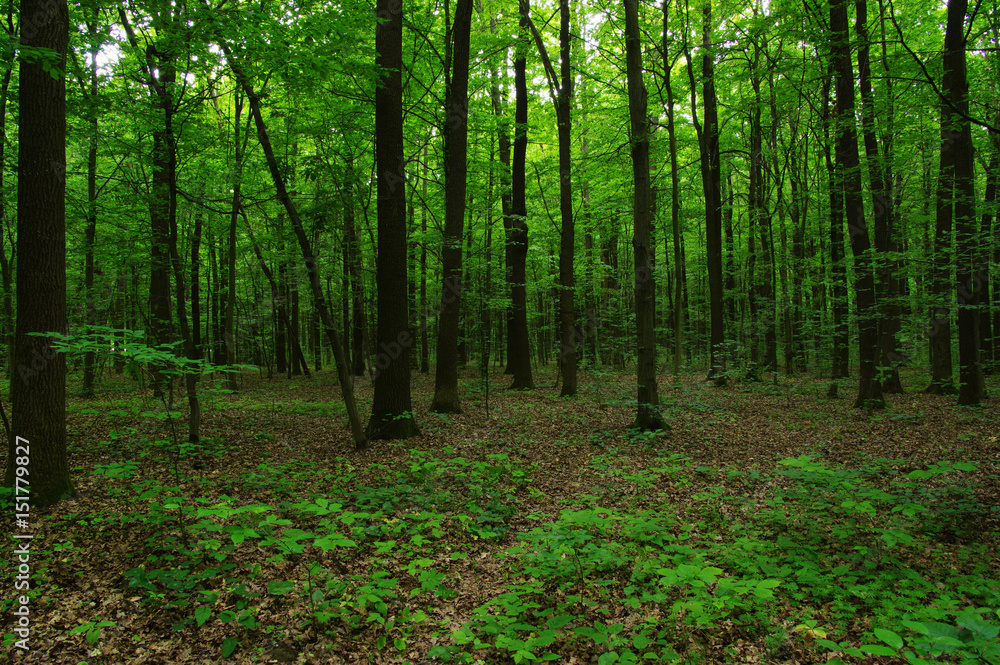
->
xmin=368 ymin=0 xmax=419 ymax=438
xmin=4 ymin=0 xmax=73 ymax=505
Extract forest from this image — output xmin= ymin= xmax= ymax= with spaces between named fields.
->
xmin=1 ymin=0 xmax=1000 ymax=660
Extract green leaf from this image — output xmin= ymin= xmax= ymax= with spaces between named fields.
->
xmin=194 ymin=606 xmax=212 ymax=626
xmin=221 ymin=637 xmax=239 ymax=657
xmin=267 ymin=581 xmax=296 ymax=595
xmin=546 ymin=614 xmax=573 ymax=630
xmin=956 ymin=612 xmax=999 ymax=639
xmin=598 ymin=653 xmax=619 ymax=665
xmin=874 ymin=628 xmax=904 ymax=650
xmin=860 ymin=644 xmax=898 ymax=656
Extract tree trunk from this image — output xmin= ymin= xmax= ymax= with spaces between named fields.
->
xmin=368 ymin=0 xmax=419 ymax=438
xmin=554 ymin=0 xmax=577 ymax=397
xmin=506 ymin=0 xmax=534 ymax=390
xmin=823 ymin=66 xmax=850 ymax=382
xmin=830 ymin=0 xmax=884 ymax=409
xmin=662 ymin=0 xmax=683 ymax=380
xmin=684 ymin=1 xmax=725 ymax=383
xmin=4 ymin=0 xmax=73 ymax=505
xmin=431 ymin=0 xmax=473 ymax=413
xmin=625 ymin=0 xmax=666 ymax=430
xmin=943 ymin=0 xmax=983 ymax=405
xmin=217 ymin=39 xmax=368 ymax=449
xmin=81 ymin=18 xmax=99 ymax=398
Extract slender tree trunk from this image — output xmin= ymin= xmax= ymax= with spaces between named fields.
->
xmin=507 ymin=0 xmax=534 ymax=390
xmin=225 ymin=92 xmax=244 ymax=391
xmin=982 ymin=152 xmax=999 ymax=374
xmin=856 ymin=0 xmax=903 ymax=393
xmin=81 ymin=19 xmax=99 ymax=398
xmin=432 ymin=0 xmax=473 ymax=413
xmin=662 ymin=3 xmax=683 ymax=380
xmin=823 ymin=67 xmax=850 ymax=382
xmin=684 ymin=1 xmax=725 ymax=383
xmin=830 ymin=0 xmax=884 ymax=409
xmin=217 ymin=39 xmax=367 ymax=449
xmin=0 ymin=51 xmax=13 ymax=377
xmin=625 ymin=0 xmax=666 ymax=430
xmin=553 ymin=0 xmax=577 ymax=396
xmin=943 ymin=0 xmax=983 ymax=405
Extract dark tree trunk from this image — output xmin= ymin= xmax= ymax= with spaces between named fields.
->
xmin=943 ymin=0 xmax=983 ymax=405
xmin=368 ymin=0 xmax=419 ymax=438
xmin=506 ymin=0 xmax=534 ymax=390
xmin=81 ymin=18 xmax=99 ymax=398
xmin=4 ymin=0 xmax=73 ymax=505
xmin=662 ymin=0 xmax=683 ymax=379
xmin=830 ymin=0 xmax=884 ymax=409
xmin=431 ymin=0 xmax=473 ymax=413
xmin=823 ymin=67 xmax=850 ymax=381
xmin=225 ymin=92 xmax=245 ymax=391
xmin=625 ymin=0 xmax=665 ymax=431
xmin=555 ymin=0 xmax=577 ymax=397
xmin=982 ymin=153 xmax=998 ymax=374
xmin=856 ymin=0 xmax=903 ymax=394
xmin=684 ymin=1 xmax=725 ymax=383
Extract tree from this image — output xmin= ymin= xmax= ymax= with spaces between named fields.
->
xmin=684 ymin=0 xmax=725 ymax=384
xmin=661 ymin=0 xmax=683 ymax=380
xmin=624 ymin=0 xmax=666 ymax=430
xmin=369 ymin=0 xmax=419 ymax=438
xmin=829 ymin=0 xmax=884 ymax=409
xmin=4 ymin=0 xmax=74 ymax=505
xmin=431 ymin=0 xmax=473 ymax=413
xmin=943 ymin=0 xmax=983 ymax=405
xmin=505 ymin=0 xmax=534 ymax=391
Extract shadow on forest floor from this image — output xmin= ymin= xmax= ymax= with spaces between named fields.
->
xmin=4 ymin=366 xmax=1000 ymax=664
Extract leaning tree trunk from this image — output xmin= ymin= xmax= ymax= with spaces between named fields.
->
xmin=217 ymin=39 xmax=368 ymax=449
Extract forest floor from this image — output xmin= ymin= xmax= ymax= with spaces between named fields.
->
xmin=3 ymin=364 xmax=1000 ymax=665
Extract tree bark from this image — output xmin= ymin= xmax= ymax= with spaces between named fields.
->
xmin=368 ymin=0 xmax=419 ymax=438
xmin=943 ymin=0 xmax=983 ymax=405
xmin=506 ymin=0 xmax=534 ymax=390
xmin=4 ymin=0 xmax=74 ymax=505
xmin=625 ymin=0 xmax=666 ymax=431
xmin=432 ymin=0 xmax=473 ymax=413
xmin=830 ymin=0 xmax=884 ymax=409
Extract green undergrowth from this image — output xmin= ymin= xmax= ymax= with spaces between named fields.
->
xmin=3 ymin=444 xmax=998 ymax=663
